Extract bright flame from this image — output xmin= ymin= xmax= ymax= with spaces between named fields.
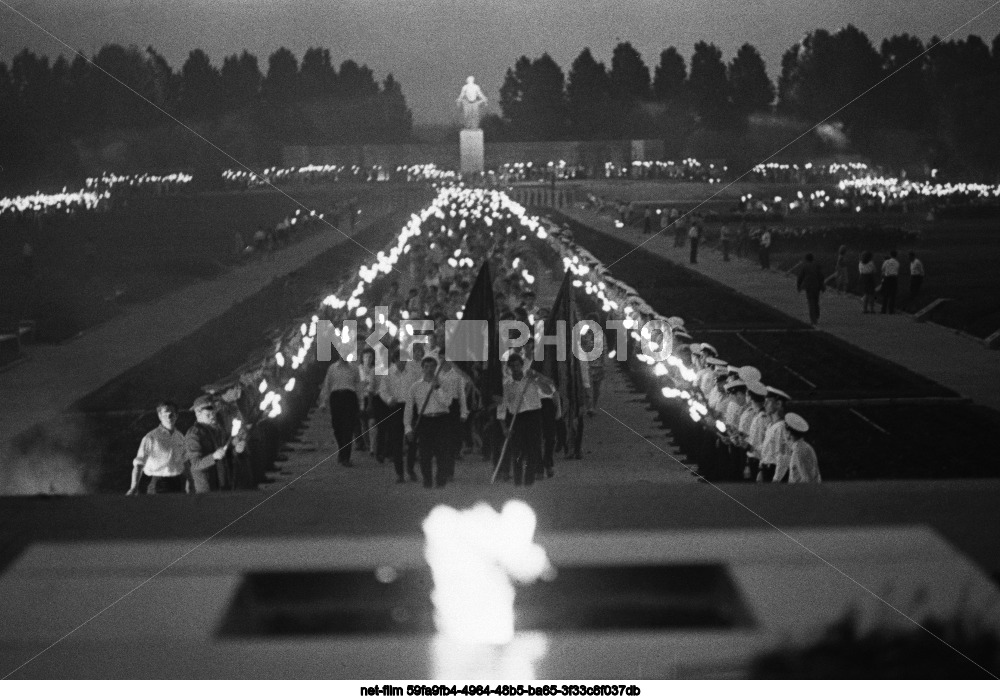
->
xmin=422 ymin=501 xmax=552 ymax=645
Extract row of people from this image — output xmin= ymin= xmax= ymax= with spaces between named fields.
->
xmin=685 ymin=342 xmax=820 ymax=483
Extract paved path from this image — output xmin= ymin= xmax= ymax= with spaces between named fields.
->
xmin=0 ymin=196 xmax=398 ymax=444
xmin=559 ymin=207 xmax=1000 ymax=412
xmin=265 ymin=252 xmax=696 ymax=499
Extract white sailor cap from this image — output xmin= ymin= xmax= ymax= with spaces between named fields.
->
xmin=766 ymin=386 xmax=791 ymax=401
xmin=724 ymin=379 xmax=747 ymax=392
xmin=700 ymin=343 xmax=718 ymax=356
xmin=706 ymin=357 xmax=727 ymax=366
xmin=784 ymin=412 xmax=809 ymax=433
xmin=746 ymin=380 xmax=768 ymax=397
xmin=727 ymin=365 xmax=740 ymax=374
xmin=738 ymin=366 xmax=762 ymax=383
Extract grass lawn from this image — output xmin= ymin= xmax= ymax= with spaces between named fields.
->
xmin=573 ymin=179 xmax=1000 ymax=338
xmin=558 ymin=211 xmax=1000 ymax=481
xmin=4 ymin=200 xmax=420 ymax=494
xmin=0 ymin=184 xmax=374 ymax=342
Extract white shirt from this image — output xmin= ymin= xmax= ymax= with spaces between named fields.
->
xmin=321 ymin=361 xmax=360 ymax=403
xmin=759 ymin=418 xmax=787 ymax=466
xmin=377 ymin=365 xmax=410 ymax=405
xmin=910 ymin=259 xmax=924 ymax=276
xmin=439 ymin=366 xmax=469 ymax=420
xmin=881 ymin=258 xmax=900 ymax=277
xmin=787 ymin=440 xmax=821 ymax=483
xmin=738 ymin=404 xmax=759 ymax=438
xmin=746 ymin=412 xmax=772 ymax=458
xmin=502 ymin=375 xmax=544 ymax=415
xmin=404 ymin=378 xmax=453 ymax=429
xmin=760 ymin=231 xmax=771 ymax=248
xmin=697 ymin=368 xmax=715 ymax=396
xmin=724 ymin=398 xmax=744 ymax=429
xmin=133 ymin=425 xmax=188 ymax=477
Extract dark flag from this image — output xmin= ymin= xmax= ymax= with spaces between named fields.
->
xmin=456 ymin=261 xmax=503 ymax=400
xmin=541 ymin=271 xmax=588 ymax=429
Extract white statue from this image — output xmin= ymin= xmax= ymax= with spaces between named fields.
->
xmin=456 ymin=76 xmax=487 ymax=130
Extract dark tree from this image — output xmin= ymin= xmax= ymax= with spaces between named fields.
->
xmin=728 ymin=43 xmax=774 ymax=121
xmin=566 ymin=48 xmax=613 ymax=139
xmin=263 ymin=47 xmax=298 ymax=104
xmin=778 ymin=26 xmax=882 ymax=132
xmin=877 ymin=34 xmax=927 ymax=130
xmin=379 ymin=73 xmax=413 ymax=140
xmin=337 ymin=60 xmax=379 ymax=100
xmin=299 ymin=47 xmax=337 ymax=101
xmin=498 ymin=56 xmax=531 ymax=138
xmin=179 ymin=49 xmax=221 ymax=117
xmin=609 ymin=41 xmax=651 ymax=100
xmin=688 ymin=41 xmax=730 ymax=127
xmin=220 ymin=50 xmax=262 ymax=111
xmin=145 ymin=47 xmax=178 ymax=114
xmin=652 ymin=47 xmax=686 ymax=102
xmin=521 ymin=53 xmax=568 ymax=140
xmin=90 ymin=44 xmax=160 ymax=128
xmin=776 ymin=43 xmax=800 ymax=113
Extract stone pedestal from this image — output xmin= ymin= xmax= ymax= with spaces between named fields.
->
xmin=460 ymin=129 xmax=484 ymax=175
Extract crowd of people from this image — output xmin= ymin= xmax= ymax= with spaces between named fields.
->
xmin=314 ymin=205 xmax=597 ymax=489
xmin=127 ymin=184 xmax=822 ymax=495
xmin=1 ymin=171 xmax=192 ymax=227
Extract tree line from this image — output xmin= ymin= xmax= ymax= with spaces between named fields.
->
xmin=0 ymin=45 xmax=414 ymax=186
xmin=489 ymin=28 xmax=1000 ymax=178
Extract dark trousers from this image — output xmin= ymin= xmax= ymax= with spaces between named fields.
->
xmin=880 ymin=277 xmax=898 ymax=314
xmin=721 ymin=239 xmax=730 ymax=261
xmin=140 ymin=473 xmax=186 ymax=494
xmin=191 ymin=466 xmax=219 ymax=493
xmin=689 ymin=238 xmax=699 ymax=263
xmin=759 ymin=463 xmax=776 ymax=483
xmin=760 ymin=246 xmax=770 ymax=269
xmin=372 ymin=395 xmax=389 ymax=459
xmin=540 ymin=398 xmax=556 ymax=471
xmin=909 ymin=275 xmax=923 ymax=302
xmin=510 ymin=409 xmax=542 ymax=486
xmin=416 ymin=414 xmax=453 ymax=487
xmin=571 ymin=415 xmax=585 ymax=459
xmin=383 ymin=405 xmax=406 ymax=477
xmin=745 ymin=456 xmax=760 ymax=481
xmin=806 ymin=290 xmax=821 ymax=325
xmin=329 ymin=390 xmax=359 ymax=464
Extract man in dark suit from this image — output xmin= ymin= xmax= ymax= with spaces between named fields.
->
xmin=796 ymin=253 xmax=826 ymax=326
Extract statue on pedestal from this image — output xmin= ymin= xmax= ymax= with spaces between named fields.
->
xmin=456 ymin=76 xmax=487 ymax=130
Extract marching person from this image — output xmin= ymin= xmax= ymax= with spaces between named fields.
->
xmin=438 ymin=357 xmax=470 ymax=471
xmin=405 ymin=355 xmax=454 ymax=488
xmin=378 ymin=349 xmax=415 ymax=483
xmin=320 ymin=347 xmax=362 ymax=467
xmin=501 ymin=353 xmax=554 ymax=487
xmin=127 ymin=400 xmax=189 ymax=495
xmin=185 ymin=395 xmax=230 ymax=493
xmin=776 ymin=413 xmax=821 ymax=483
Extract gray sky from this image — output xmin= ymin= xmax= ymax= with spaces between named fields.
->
xmin=2 ymin=0 xmax=998 ymax=124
